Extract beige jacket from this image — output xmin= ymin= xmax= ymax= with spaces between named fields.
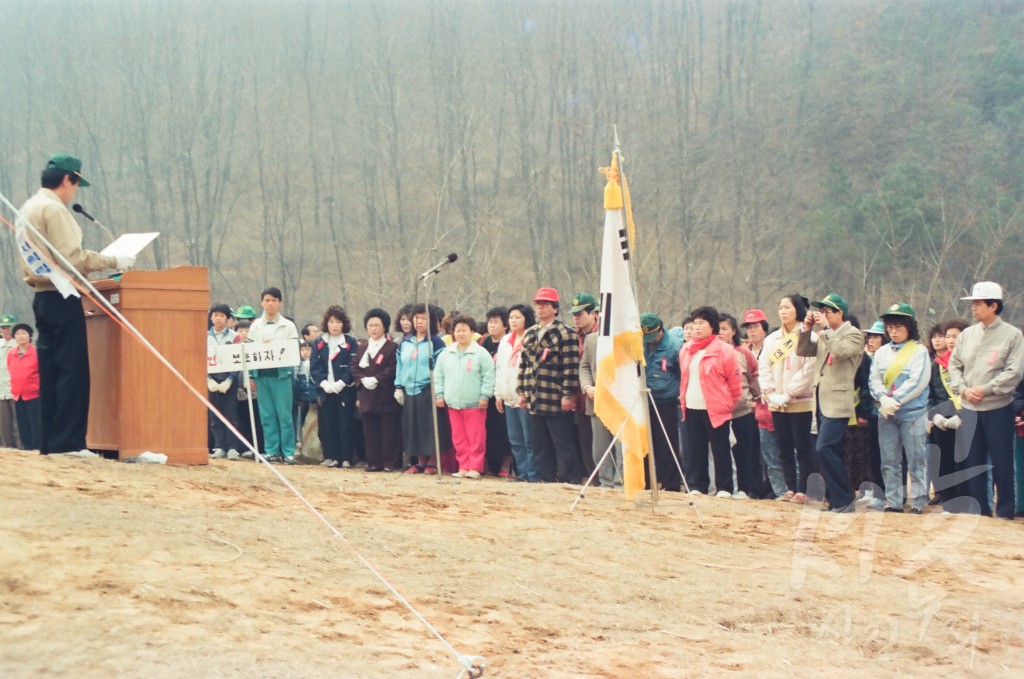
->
xmin=18 ymin=189 xmax=116 ymax=292
xmin=796 ymin=321 xmax=864 ymax=419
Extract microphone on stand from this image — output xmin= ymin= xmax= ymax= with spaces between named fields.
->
xmin=72 ymin=203 xmax=117 ymax=247
xmin=418 ymin=252 xmax=458 ymax=280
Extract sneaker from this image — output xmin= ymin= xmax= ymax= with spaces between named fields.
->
xmin=687 ymin=489 xmax=704 ymax=496
xmin=283 ymin=456 xmax=297 ymax=465
xmin=866 ymin=498 xmax=885 ymax=512
xmin=226 ymin=449 xmax=240 ymax=461
xmin=884 ymin=506 xmax=904 ymax=513
xmin=464 ymin=470 xmax=482 ymax=479
xmin=321 ymin=459 xmax=338 ymax=468
xmin=210 ymin=448 xmax=227 ymax=459
xmin=422 ymin=466 xmax=437 ymax=476
xmin=51 ymin=449 xmax=100 ymax=458
xmin=452 ymin=470 xmax=466 ymax=478
xmin=241 ymin=450 xmax=255 ymax=460
xmin=909 ymin=506 xmax=924 ymax=515
xmin=341 ymin=461 xmax=352 ymax=469
xmin=265 ymin=455 xmax=282 ymax=464
xmin=732 ymin=491 xmax=750 ymax=500
xmin=856 ymin=489 xmax=874 ymax=504
xmin=715 ymin=490 xmax=731 ymax=498
xmin=790 ymin=492 xmax=808 ymax=504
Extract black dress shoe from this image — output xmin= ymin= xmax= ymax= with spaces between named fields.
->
xmin=884 ymin=507 xmax=904 ymax=513
xmin=365 ymin=466 xmax=384 ymax=472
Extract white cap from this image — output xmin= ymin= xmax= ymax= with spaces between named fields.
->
xmin=961 ymin=281 xmax=1003 ymax=301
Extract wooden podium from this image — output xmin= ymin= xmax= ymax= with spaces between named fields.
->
xmin=83 ymin=267 xmax=210 ymax=464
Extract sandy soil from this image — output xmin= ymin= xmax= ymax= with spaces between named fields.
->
xmin=1 ymin=448 xmax=1022 ymax=678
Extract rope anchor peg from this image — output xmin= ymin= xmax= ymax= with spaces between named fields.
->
xmin=457 ymin=655 xmax=486 ymax=678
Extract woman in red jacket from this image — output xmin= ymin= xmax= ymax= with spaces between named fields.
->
xmin=679 ymin=307 xmax=742 ymax=496
xmin=6 ymin=324 xmax=41 ymax=451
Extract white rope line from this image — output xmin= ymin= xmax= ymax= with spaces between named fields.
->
xmin=1 ymin=190 xmax=484 ymax=677
xmin=646 ymin=390 xmax=704 ymax=527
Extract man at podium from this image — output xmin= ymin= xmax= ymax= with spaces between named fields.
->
xmin=18 ymin=154 xmax=135 ymax=457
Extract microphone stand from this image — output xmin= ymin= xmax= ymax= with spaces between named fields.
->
xmin=421 ymin=267 xmax=447 ymax=483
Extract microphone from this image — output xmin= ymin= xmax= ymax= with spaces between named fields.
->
xmin=72 ymin=203 xmax=96 ymax=221
xmin=72 ymin=203 xmax=117 ymax=248
xmin=418 ymin=252 xmax=458 ymax=280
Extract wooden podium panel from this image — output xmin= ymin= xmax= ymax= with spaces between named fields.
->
xmin=83 ymin=267 xmax=210 ymax=464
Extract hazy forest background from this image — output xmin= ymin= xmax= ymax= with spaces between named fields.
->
xmin=2 ymin=0 xmax=1022 ymax=330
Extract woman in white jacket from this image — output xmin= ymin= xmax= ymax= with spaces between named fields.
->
xmin=494 ymin=304 xmax=536 ymax=481
xmin=758 ymin=294 xmax=818 ymax=503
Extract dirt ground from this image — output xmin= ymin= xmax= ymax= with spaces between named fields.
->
xmin=1 ymin=448 xmax=1022 ymax=678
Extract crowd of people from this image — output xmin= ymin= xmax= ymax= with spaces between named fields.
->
xmin=8 ymin=155 xmax=1022 ymax=520
xmin=187 ymin=281 xmax=1024 ymax=519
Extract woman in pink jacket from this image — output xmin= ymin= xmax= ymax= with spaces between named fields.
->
xmin=679 ymin=307 xmax=742 ymax=496
xmin=6 ymin=324 xmax=41 ymax=451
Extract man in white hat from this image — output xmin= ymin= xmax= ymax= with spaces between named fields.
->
xmin=947 ymin=281 xmax=1024 ymax=519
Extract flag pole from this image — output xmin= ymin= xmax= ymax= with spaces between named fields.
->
xmin=612 ymin=128 xmax=661 ymax=506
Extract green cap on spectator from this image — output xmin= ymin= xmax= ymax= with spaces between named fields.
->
xmin=881 ymin=302 xmax=916 ymax=319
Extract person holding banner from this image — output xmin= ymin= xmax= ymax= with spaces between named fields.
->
xmin=249 ymin=287 xmax=300 ymax=464
xmin=17 ymin=155 xmax=134 ymax=457
xmin=207 ymin=303 xmax=240 ymax=460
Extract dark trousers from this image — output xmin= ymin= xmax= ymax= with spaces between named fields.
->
xmin=952 ymin=405 xmax=1016 ymax=518
xmin=773 ymin=410 xmax=816 ymax=493
xmin=929 ymin=426 xmax=958 ymax=502
xmin=208 ymin=388 xmax=239 ymax=451
xmin=574 ymin=409 xmax=596 ymax=480
xmin=731 ymin=412 xmax=761 ymax=495
xmin=530 ymin=411 xmax=580 ymax=483
xmin=14 ymin=397 xmax=42 ymax=451
xmin=236 ymin=395 xmax=264 ymax=453
xmin=814 ymin=411 xmax=855 ymax=508
xmin=682 ymin=408 xmax=734 ymax=494
xmin=363 ymin=411 xmax=402 ymax=470
xmin=33 ymin=292 xmax=89 ymax=454
xmin=867 ymin=415 xmax=884 ymax=492
xmin=648 ymin=400 xmax=682 ymax=491
xmin=318 ymin=393 xmax=356 ymax=463
xmin=485 ymin=397 xmax=511 ymax=474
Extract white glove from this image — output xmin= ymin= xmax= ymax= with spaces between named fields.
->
xmin=878 ymin=396 xmax=901 ymax=419
xmin=115 ymin=254 xmax=136 ymax=270
xmin=932 ymin=414 xmax=948 ymax=430
xmin=333 ymin=381 xmax=346 ymax=394
xmin=394 ymin=389 xmax=405 ymax=406
xmin=219 ymin=378 xmax=233 ymax=394
xmin=767 ymin=393 xmax=790 ymax=410
xmin=361 ymin=376 xmax=379 ymax=390
xmin=945 ymin=415 xmax=962 ymax=430
xmin=319 ymin=380 xmax=331 ymax=392
xmin=208 ymin=378 xmax=219 ymax=392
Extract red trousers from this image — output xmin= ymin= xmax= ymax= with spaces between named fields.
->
xmin=447 ymin=407 xmax=487 ymax=472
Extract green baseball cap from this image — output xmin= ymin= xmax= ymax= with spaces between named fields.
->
xmin=864 ymin=320 xmax=887 ymax=335
xmin=640 ymin=312 xmax=663 ymax=344
xmin=881 ymin=302 xmax=916 ymax=320
xmin=570 ymin=292 xmax=599 ymax=314
xmin=47 ymin=154 xmax=90 ymax=187
xmin=0 ymin=314 xmax=16 ymax=326
xmin=235 ymin=305 xmax=258 ymax=319
xmin=811 ymin=292 xmax=848 ymax=316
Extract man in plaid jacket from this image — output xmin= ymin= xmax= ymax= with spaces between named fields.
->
xmin=517 ymin=288 xmax=582 ymax=483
